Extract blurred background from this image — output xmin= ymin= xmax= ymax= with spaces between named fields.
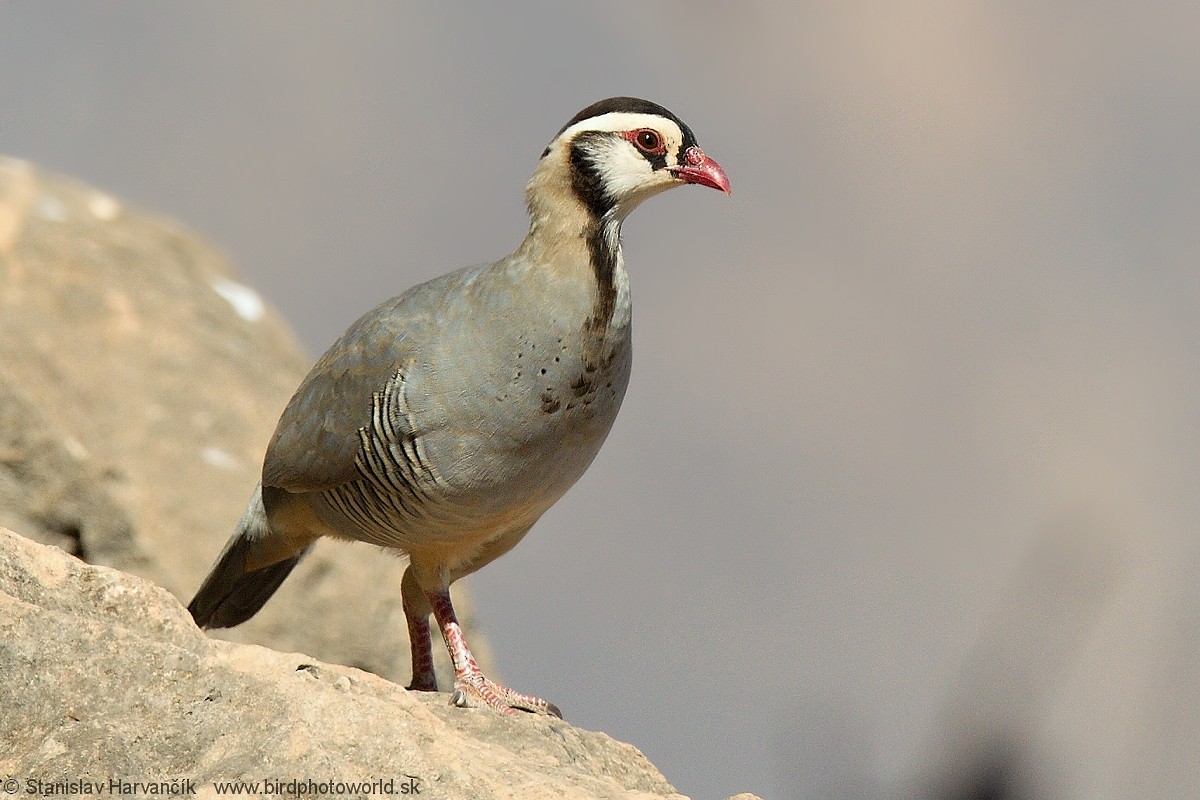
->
xmin=3 ymin=3 xmax=1197 ymax=798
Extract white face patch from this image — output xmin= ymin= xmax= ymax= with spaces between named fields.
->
xmin=584 ymin=135 xmax=665 ymax=200
xmin=551 ymin=111 xmax=689 ymax=218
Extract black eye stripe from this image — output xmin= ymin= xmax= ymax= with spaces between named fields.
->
xmin=641 ymin=148 xmax=668 ymax=171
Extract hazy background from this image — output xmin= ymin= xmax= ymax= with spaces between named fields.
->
xmin=4 ymin=3 xmax=1198 ymax=798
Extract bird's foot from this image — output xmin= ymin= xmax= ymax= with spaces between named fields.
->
xmin=450 ymin=671 xmax=562 ymax=718
xmin=424 ymin=585 xmax=561 ymax=717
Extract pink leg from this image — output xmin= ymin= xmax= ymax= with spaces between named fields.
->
xmin=402 ymin=568 xmax=438 ymax=692
xmin=428 ymin=588 xmax=561 ymax=717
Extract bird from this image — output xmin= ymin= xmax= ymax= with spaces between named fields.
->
xmin=188 ymin=96 xmax=730 ymax=717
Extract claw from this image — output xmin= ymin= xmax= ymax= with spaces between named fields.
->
xmin=452 ymin=672 xmax=561 ymax=717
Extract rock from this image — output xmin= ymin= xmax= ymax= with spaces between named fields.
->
xmin=0 ymin=527 xmax=693 ymax=800
xmin=0 ymin=156 xmax=485 ymax=685
xmin=0 ymin=378 xmax=146 ymax=570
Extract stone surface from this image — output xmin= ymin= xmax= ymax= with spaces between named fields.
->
xmin=0 ymin=156 xmax=487 ymax=686
xmin=0 ymin=527 xmax=706 ymax=800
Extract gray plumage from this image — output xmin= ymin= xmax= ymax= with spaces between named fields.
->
xmin=189 ymin=96 xmax=729 ymax=715
xmin=267 ymin=255 xmax=631 ymax=548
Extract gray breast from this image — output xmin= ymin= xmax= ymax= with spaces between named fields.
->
xmin=310 ymin=259 xmax=632 ymax=550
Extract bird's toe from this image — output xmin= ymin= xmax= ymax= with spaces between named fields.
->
xmin=450 ymin=674 xmax=561 ymax=718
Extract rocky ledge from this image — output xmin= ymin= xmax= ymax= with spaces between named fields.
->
xmin=1 ymin=527 xmax=763 ymax=800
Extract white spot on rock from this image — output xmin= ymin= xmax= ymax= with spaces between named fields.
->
xmin=37 ymin=194 xmax=66 ymax=222
xmin=201 ymin=446 xmax=242 ymax=472
xmin=62 ymin=436 xmax=89 ymax=461
xmin=88 ymin=192 xmax=121 ymax=221
xmin=210 ymin=277 xmax=265 ymax=322
xmin=39 ymin=736 xmax=68 ymax=758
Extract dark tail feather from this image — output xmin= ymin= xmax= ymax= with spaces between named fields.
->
xmin=188 ymin=483 xmax=313 ymax=629
xmin=188 ymin=534 xmax=311 ymax=629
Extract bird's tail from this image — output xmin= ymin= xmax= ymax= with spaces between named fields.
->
xmin=188 ymin=484 xmax=313 ymax=629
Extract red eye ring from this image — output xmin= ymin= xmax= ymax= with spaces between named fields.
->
xmin=623 ymin=128 xmax=666 ymax=156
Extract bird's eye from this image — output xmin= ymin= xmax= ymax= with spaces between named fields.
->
xmin=632 ymin=129 xmax=664 ymax=154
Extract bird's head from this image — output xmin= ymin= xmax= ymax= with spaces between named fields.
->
xmin=528 ymin=97 xmax=730 ymax=227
